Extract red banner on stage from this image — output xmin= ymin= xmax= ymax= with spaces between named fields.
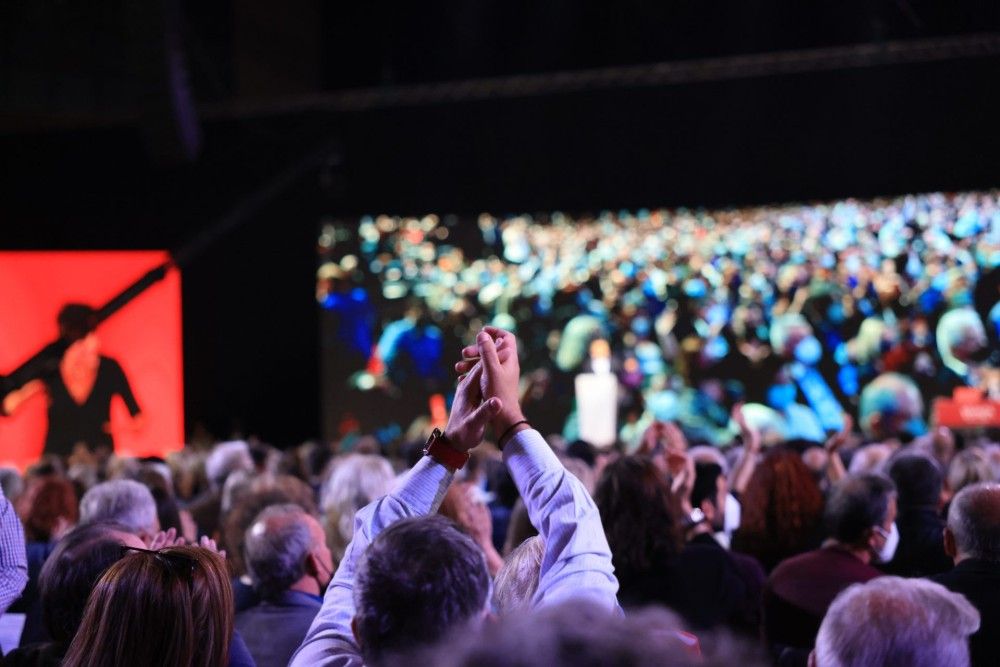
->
xmin=933 ymin=388 xmax=1000 ymax=429
xmin=0 ymin=251 xmax=184 ymax=470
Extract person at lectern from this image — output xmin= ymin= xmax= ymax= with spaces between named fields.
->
xmin=2 ymin=304 xmax=143 ymax=459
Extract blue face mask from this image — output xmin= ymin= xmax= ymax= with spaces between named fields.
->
xmin=794 ymin=336 xmax=823 ymax=366
xmin=767 ymin=383 xmax=797 ymax=410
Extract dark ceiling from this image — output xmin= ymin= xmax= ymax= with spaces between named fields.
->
xmin=1 ymin=1 xmax=998 ymax=444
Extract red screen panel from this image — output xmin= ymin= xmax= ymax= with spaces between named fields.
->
xmin=0 ymin=251 xmax=184 ymax=470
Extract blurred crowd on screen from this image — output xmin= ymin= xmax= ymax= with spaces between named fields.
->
xmin=317 ymin=190 xmax=1000 ymax=449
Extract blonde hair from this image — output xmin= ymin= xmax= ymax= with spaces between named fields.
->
xmin=321 ymin=454 xmax=395 ymax=559
xmin=493 ymin=536 xmax=544 ymax=614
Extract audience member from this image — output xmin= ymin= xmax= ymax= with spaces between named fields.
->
xmin=412 ymin=598 xmax=767 ymax=667
xmin=732 ymin=449 xmax=824 ymax=572
xmin=946 ymin=449 xmax=993 ymax=499
xmin=812 ymin=577 xmax=979 ymax=667
xmin=291 ymin=327 xmax=618 ymax=665
xmin=237 ymin=504 xmax=333 ymax=667
xmin=438 ymin=481 xmax=505 ymax=576
xmin=189 ymin=441 xmax=254 ymax=538
xmin=764 ymin=474 xmax=896 ymax=661
xmin=320 ymin=454 xmax=395 ymax=562
xmin=595 ymin=455 xmax=754 ymax=630
xmin=492 ymin=535 xmax=544 ymax=614
xmin=932 ymin=483 xmax=1000 ymax=666
xmin=17 ymin=477 xmax=77 ymax=545
xmin=885 ymin=453 xmax=952 ymax=576
xmin=688 ymin=459 xmax=765 ymax=630
xmin=4 ymin=522 xmax=143 ymax=666
xmin=78 ymin=479 xmax=159 ymax=541
xmin=0 ymin=483 xmax=28 ymax=617
xmin=62 ymin=545 xmax=235 ymax=667
xmin=7 ymin=476 xmax=77 ymax=647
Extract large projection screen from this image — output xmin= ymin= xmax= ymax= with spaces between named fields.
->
xmin=0 ymin=251 xmax=184 ymax=470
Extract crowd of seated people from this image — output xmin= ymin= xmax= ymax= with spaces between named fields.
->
xmin=0 ymin=323 xmax=996 ymax=666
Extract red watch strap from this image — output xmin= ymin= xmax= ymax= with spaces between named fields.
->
xmin=424 ymin=429 xmax=469 ymax=470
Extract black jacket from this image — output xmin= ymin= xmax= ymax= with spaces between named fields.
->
xmin=931 ymin=558 xmax=1000 ymax=667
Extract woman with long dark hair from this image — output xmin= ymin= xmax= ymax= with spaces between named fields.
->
xmin=63 ymin=545 xmax=233 ymax=667
xmin=594 ymin=456 xmax=755 ymax=630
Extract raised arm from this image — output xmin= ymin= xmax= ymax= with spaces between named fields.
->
xmin=471 ymin=329 xmax=620 ymax=612
xmin=730 ymin=402 xmax=761 ymax=496
xmin=290 ymin=363 xmax=501 ymax=667
xmin=0 ymin=485 xmax=28 ymax=614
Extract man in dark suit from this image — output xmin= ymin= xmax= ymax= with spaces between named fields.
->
xmin=763 ymin=474 xmax=897 ymax=663
xmin=236 ymin=504 xmax=333 ymax=667
xmin=931 ymin=482 xmax=1000 ymax=667
xmin=884 ymin=453 xmax=952 ymax=577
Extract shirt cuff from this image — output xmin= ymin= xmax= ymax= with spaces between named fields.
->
xmin=394 ymin=455 xmax=455 ymax=515
xmin=502 ymin=429 xmax=560 ymax=478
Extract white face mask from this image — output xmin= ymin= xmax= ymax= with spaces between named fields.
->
xmin=873 ymin=522 xmax=900 ymax=564
xmin=714 ymin=493 xmax=742 ymax=549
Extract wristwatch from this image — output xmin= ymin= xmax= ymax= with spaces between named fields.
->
xmin=423 ymin=428 xmax=469 ymax=471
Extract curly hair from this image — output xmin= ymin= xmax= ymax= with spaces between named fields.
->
xmin=732 ymin=448 xmax=824 ymax=570
xmin=594 ymin=456 xmax=683 ymax=576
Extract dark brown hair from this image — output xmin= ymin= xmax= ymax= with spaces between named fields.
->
xmin=62 ymin=545 xmax=233 ymax=667
xmin=594 ymin=456 xmax=683 ymax=575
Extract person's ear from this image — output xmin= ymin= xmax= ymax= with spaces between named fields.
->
xmin=808 ymin=649 xmax=818 ymax=667
xmin=699 ymin=499 xmax=716 ymax=523
xmin=869 ymin=413 xmax=883 ymax=438
xmin=351 ymin=617 xmax=363 ymax=647
xmin=304 ymin=551 xmax=321 ymax=577
xmin=943 ymin=526 xmax=958 ymax=561
xmin=865 ymin=526 xmax=881 ymax=553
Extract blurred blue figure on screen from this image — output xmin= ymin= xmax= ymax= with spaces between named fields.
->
xmin=377 ymin=299 xmax=446 ymax=425
xmin=317 ymin=261 xmax=375 ymax=372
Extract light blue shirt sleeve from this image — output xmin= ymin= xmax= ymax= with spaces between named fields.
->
xmin=502 ymin=429 xmax=620 ymax=612
xmin=289 ymin=457 xmax=453 ymax=667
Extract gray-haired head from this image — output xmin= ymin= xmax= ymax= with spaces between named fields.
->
xmin=814 ymin=577 xmax=979 ymax=667
xmin=406 ymin=598 xmax=764 ymax=667
xmin=0 ymin=467 xmax=24 ymax=502
xmin=79 ymin=479 xmax=158 ymax=538
xmin=493 ymin=535 xmax=544 ymax=614
xmin=205 ymin=440 xmax=253 ymax=490
xmin=946 ymin=482 xmax=1000 ymax=563
xmin=244 ymin=504 xmax=319 ymax=601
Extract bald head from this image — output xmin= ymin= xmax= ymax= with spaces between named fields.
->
xmin=947 ymin=483 xmax=1000 ymax=563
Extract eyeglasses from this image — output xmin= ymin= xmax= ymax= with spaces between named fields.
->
xmin=121 ymin=545 xmax=197 ymax=579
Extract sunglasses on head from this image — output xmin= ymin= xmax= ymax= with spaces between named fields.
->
xmin=121 ymin=545 xmax=197 ymax=578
